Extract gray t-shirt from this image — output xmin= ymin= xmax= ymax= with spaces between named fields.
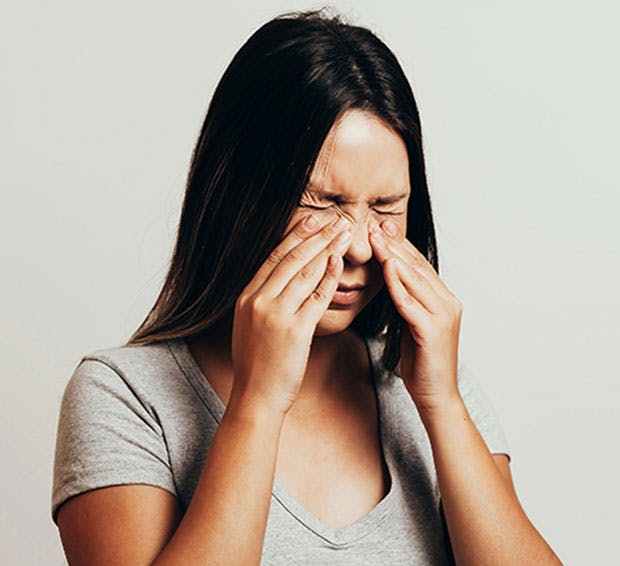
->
xmin=52 ymin=334 xmax=511 ymax=565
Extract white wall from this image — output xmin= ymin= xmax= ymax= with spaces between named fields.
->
xmin=1 ymin=1 xmax=617 ymax=563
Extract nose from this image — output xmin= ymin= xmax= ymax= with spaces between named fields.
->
xmin=341 ymin=213 xmax=373 ymax=266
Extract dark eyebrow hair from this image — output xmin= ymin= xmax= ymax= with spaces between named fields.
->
xmin=306 ymin=185 xmax=410 ymax=205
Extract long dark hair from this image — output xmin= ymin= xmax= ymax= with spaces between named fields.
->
xmin=126 ymin=7 xmax=439 ymax=372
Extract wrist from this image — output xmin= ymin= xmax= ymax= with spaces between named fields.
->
xmin=225 ymin=386 xmax=287 ymax=431
xmin=415 ymin=392 xmax=467 ymax=429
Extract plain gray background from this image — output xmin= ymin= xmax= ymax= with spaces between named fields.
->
xmin=1 ymin=1 xmax=618 ymax=563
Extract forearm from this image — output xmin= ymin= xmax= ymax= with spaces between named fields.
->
xmin=154 ymin=390 xmax=285 ymax=566
xmin=419 ymin=395 xmax=562 ymax=566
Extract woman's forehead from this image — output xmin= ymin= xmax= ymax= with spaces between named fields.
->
xmin=308 ymin=110 xmax=410 ymax=203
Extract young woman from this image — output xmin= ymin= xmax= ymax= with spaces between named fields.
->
xmin=52 ymin=9 xmax=562 ymax=565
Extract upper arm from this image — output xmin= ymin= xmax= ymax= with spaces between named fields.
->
xmin=492 ymin=453 xmax=518 ymax=499
xmin=52 ymin=358 xmax=181 ymax=563
xmin=457 ymin=364 xmax=512 ymax=466
xmin=57 ymin=484 xmax=183 ymax=565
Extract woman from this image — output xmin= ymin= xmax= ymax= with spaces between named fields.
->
xmin=52 ymin=9 xmax=562 ymax=565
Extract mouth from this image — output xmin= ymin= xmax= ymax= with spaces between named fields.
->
xmin=337 ymin=283 xmax=366 ymax=292
xmin=331 ymin=285 xmax=367 ymax=306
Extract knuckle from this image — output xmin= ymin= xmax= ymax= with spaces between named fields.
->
xmin=267 ymin=247 xmax=285 ymax=265
xmin=263 ymin=309 xmax=281 ymax=328
xmin=235 ymin=293 xmax=248 ymax=310
xmin=261 ymin=303 xmax=286 ymax=328
xmin=320 ymin=224 xmax=338 ymax=241
xmin=283 ymin=322 xmax=301 ymax=340
xmin=248 ymin=294 xmax=268 ymax=315
xmin=311 ymin=286 xmax=327 ymax=303
xmin=267 ymin=310 xmax=291 ymax=333
xmin=285 ymin=246 xmax=304 ymax=264
xmin=410 ymin=269 xmax=423 ymax=283
xmin=323 ymin=259 xmax=338 ymax=278
xmin=298 ymin=266 xmax=315 ymax=281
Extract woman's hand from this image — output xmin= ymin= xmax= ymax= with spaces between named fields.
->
xmin=368 ymin=218 xmax=463 ymax=414
xmin=230 ymin=214 xmax=351 ymax=417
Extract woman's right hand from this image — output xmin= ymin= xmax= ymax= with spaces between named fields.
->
xmin=229 ymin=214 xmax=352 ymax=417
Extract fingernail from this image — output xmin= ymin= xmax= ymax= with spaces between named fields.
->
xmin=382 ymin=220 xmax=397 ymax=236
xmin=304 ymin=214 xmax=317 ymax=229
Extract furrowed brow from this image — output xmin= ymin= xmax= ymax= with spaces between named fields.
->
xmin=306 ymin=185 xmax=409 ymax=205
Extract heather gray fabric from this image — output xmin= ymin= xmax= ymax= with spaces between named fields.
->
xmin=52 ymin=334 xmax=511 ymax=564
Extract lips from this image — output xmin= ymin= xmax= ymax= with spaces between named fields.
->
xmin=331 ymin=285 xmax=365 ymax=306
xmin=337 ymin=284 xmax=366 ymax=291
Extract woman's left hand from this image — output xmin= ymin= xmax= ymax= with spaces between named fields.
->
xmin=369 ymin=218 xmax=463 ymax=414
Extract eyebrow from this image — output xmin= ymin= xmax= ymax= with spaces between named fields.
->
xmin=306 ymin=185 xmax=410 ymax=205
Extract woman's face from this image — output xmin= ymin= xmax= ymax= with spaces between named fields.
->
xmin=284 ymin=109 xmax=411 ymax=336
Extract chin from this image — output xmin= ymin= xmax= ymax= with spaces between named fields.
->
xmin=313 ymin=284 xmax=381 ymax=336
xmin=313 ymin=308 xmax=358 ymax=336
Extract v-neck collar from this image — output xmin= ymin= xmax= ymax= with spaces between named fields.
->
xmin=167 ymin=334 xmax=399 ymax=546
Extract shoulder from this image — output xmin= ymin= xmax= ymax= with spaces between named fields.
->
xmin=52 ymin=340 xmax=183 ymax=524
xmin=64 ymin=339 xmax=186 ymax=408
xmin=57 ymin=339 xmax=183 ymax=434
xmin=55 ymin=338 xmax=199 ymax=458
xmin=81 ymin=339 xmax=176 ymax=383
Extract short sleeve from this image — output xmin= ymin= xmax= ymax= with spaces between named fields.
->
xmin=51 ymin=358 xmax=178 ymax=525
xmin=456 ymin=363 xmax=512 ymax=462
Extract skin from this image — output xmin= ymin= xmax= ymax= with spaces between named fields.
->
xmin=366 ymin=216 xmax=562 ymax=564
xmin=185 ymin=107 xmax=412 ymax=414
xmin=207 ymin=110 xmax=411 ymax=407
xmin=293 ymin=109 xmax=408 ymax=337
xmin=56 ymin=109 xmax=562 ymax=564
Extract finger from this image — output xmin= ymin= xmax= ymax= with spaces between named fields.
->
xmin=258 ymin=217 xmax=351 ymax=299
xmin=368 ymin=223 xmax=391 ymax=265
xmin=369 ymin=222 xmax=452 ymax=305
xmin=374 ymin=219 xmax=454 ymax=299
xmin=298 ymin=253 xmax=344 ymax=324
xmin=372 ymin=235 xmax=450 ymax=311
xmin=391 ymin=253 xmax=443 ymax=314
xmin=245 ymin=215 xmax=346 ymax=300
xmin=244 ymin=214 xmax=321 ymax=297
xmin=383 ymin=258 xmax=430 ymax=327
xmin=277 ymin=232 xmax=351 ymax=311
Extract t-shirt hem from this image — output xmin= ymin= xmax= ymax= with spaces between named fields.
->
xmin=52 ymin=469 xmax=178 ymax=525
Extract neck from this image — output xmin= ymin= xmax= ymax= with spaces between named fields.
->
xmin=191 ymin=316 xmax=362 ymax=407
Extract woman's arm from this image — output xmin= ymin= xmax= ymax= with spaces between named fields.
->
xmin=153 ymin=392 xmax=285 ymax=565
xmin=58 ymin=392 xmax=285 ymax=566
xmin=419 ymin=396 xmax=563 ymax=565
xmin=57 ymin=215 xmax=351 ymax=565
xmin=368 ymin=219 xmax=563 ymax=564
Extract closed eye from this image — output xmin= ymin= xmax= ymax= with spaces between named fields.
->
xmin=373 ymin=210 xmax=405 ymax=216
xmin=299 ymin=204 xmax=404 ymax=216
